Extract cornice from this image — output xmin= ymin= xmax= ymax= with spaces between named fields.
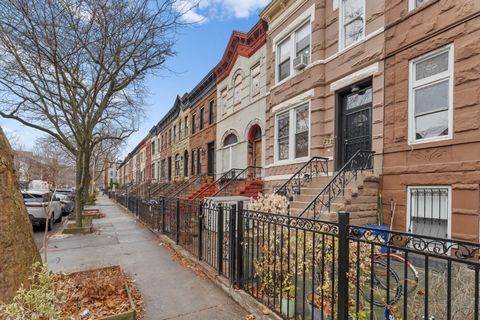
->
xmin=214 ymin=19 xmax=268 ymax=83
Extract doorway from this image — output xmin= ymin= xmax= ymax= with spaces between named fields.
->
xmin=183 ymin=150 xmax=189 ymax=177
xmin=167 ymin=156 xmax=172 ymax=181
xmin=336 ymin=81 xmax=372 ymax=170
xmin=248 ymin=125 xmax=262 ymax=167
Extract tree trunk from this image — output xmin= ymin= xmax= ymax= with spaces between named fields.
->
xmin=0 ymin=127 xmax=41 ymax=303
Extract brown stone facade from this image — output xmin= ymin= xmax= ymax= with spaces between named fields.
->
xmin=262 ymin=0 xmax=385 ymax=190
xmin=188 ymin=72 xmax=217 ymax=178
xmin=382 ymin=0 xmax=480 ymax=241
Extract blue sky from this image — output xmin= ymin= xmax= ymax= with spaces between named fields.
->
xmin=1 ymin=1 xmax=267 ymax=157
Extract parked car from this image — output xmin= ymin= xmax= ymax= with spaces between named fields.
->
xmin=22 ymin=191 xmax=62 ymax=230
xmin=56 ymin=193 xmax=75 ymax=215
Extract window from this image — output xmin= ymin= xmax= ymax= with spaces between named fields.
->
xmin=192 ymin=113 xmax=196 ymax=134
xmin=340 ymin=0 xmax=365 ymax=49
xmin=221 ymin=89 xmax=228 ymax=116
xmin=278 ymin=38 xmax=291 ymax=82
xmin=276 ymin=21 xmax=311 ymax=83
xmin=174 ymin=125 xmax=177 ymax=142
xmin=409 ymin=0 xmax=426 ymax=10
xmin=184 ymin=116 xmax=188 ymax=138
xmin=175 ymin=154 xmax=180 ymax=176
xmin=191 ymin=150 xmax=195 ymax=175
xmin=152 ymin=163 xmax=156 ymax=179
xmin=234 ymin=74 xmax=242 ymax=105
xmin=200 ymin=108 xmax=205 ymax=130
xmin=223 ymin=133 xmax=238 ymax=146
xmin=160 ymin=160 xmax=166 ymax=178
xmin=197 ymin=148 xmax=202 ymax=174
xmin=275 ymin=103 xmax=310 ymax=162
xmin=223 ymin=133 xmax=238 ymax=172
xmin=407 ymin=187 xmax=451 ymax=239
xmin=151 ymin=141 xmax=155 ymax=155
xmin=209 ymin=100 xmax=214 ymax=125
xmin=251 ymin=64 xmax=261 ymax=96
xmin=295 ymin=23 xmax=310 ymax=64
xmin=409 ymin=45 xmax=453 ymax=144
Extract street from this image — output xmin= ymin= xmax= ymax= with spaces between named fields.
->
xmin=33 ymin=217 xmax=66 ymax=250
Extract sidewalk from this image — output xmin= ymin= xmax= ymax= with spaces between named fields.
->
xmin=45 ymin=196 xmax=248 ymax=320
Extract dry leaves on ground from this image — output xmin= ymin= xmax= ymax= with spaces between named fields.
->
xmin=159 ymin=240 xmax=208 ymax=279
xmin=54 ymin=266 xmax=144 ymax=319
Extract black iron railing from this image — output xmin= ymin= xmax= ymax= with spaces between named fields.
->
xmin=116 ymin=194 xmax=480 ymax=320
xmin=300 ymin=150 xmax=375 ymax=219
xmin=274 ymin=157 xmax=329 ymax=201
xmin=169 ymin=174 xmax=207 ymax=199
xmin=212 ymin=166 xmax=264 ymax=197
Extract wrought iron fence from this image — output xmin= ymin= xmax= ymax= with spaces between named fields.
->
xmin=114 ymin=195 xmax=480 ymax=320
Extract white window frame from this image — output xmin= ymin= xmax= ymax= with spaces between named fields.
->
xmin=250 ymin=63 xmax=261 ymax=97
xmin=408 ymin=44 xmax=454 ymax=145
xmin=408 ymin=0 xmax=426 ymax=11
xmin=233 ymin=74 xmax=242 ymax=106
xmin=275 ymin=20 xmax=312 ymax=84
xmin=406 ymin=186 xmax=452 ymax=239
xmin=339 ymin=0 xmax=366 ymax=50
xmin=273 ymin=101 xmax=311 ymax=164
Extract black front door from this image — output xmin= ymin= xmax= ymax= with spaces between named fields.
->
xmin=167 ymin=157 xmax=172 ymax=181
xmin=336 ymin=82 xmax=372 ymax=169
xmin=207 ymin=142 xmax=215 ymax=177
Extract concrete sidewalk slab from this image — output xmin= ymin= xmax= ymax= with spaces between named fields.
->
xmin=44 ymin=196 xmax=247 ymax=320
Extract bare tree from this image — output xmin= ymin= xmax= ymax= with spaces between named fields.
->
xmin=90 ymin=139 xmax=123 ymax=193
xmin=0 ymin=0 xmax=183 ymax=226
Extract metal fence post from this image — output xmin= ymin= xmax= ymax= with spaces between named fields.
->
xmin=236 ymin=201 xmax=244 ymax=289
xmin=161 ymin=198 xmax=165 ymax=233
xmin=229 ymin=204 xmax=237 ymax=283
xmin=337 ymin=211 xmax=350 ymax=319
xmin=217 ymin=204 xmax=224 ymax=275
xmin=198 ymin=202 xmax=203 ymax=260
xmin=176 ymin=198 xmax=180 ymax=245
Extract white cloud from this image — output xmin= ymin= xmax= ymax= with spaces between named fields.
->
xmin=175 ymin=0 xmax=268 ymax=23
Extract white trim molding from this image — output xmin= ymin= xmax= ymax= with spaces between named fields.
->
xmin=272 ymin=4 xmax=316 ymax=52
xmin=271 ymin=89 xmax=314 ymax=114
xmin=330 ymin=62 xmax=379 ymax=92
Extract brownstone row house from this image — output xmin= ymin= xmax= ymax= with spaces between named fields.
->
xmin=118 ymin=0 xmax=480 ymax=242
xmin=188 ymin=70 xmax=217 ymax=177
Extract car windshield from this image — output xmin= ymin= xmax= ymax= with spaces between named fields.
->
xmin=23 ymin=193 xmax=46 ymax=203
xmin=56 ymin=194 xmax=69 ymax=200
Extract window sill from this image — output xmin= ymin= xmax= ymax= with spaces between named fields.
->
xmin=408 ymin=134 xmax=452 ymax=146
xmin=265 ymin=157 xmax=310 ymax=169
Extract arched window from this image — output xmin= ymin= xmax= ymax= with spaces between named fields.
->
xmin=175 ymin=154 xmax=180 ymax=176
xmin=223 ymin=133 xmax=238 ymax=172
xmin=234 ymin=74 xmax=242 ymax=105
xmin=224 ymin=133 xmax=238 ymax=147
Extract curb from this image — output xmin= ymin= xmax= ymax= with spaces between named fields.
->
xmin=112 ymin=200 xmax=280 ymax=320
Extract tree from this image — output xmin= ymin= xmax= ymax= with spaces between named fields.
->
xmin=0 ymin=127 xmax=40 ymax=303
xmin=0 ymin=0 xmax=183 ymax=226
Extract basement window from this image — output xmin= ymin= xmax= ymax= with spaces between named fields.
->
xmin=407 ymin=186 xmax=451 ymax=239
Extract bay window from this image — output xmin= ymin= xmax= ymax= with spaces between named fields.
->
xmin=275 ymin=103 xmax=310 ymax=162
xmin=409 ymin=45 xmax=453 ymax=144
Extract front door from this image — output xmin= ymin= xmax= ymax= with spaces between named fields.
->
xmin=207 ymin=142 xmax=215 ymax=177
xmin=167 ymin=157 xmax=172 ymax=181
xmin=336 ymin=82 xmax=372 ymax=169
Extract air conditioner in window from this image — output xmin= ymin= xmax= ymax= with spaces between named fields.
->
xmin=293 ymin=54 xmax=308 ymax=70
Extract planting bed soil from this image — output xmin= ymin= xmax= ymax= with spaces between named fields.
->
xmin=54 ymin=266 xmax=144 ymax=319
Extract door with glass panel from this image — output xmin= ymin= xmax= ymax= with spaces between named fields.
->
xmin=336 ymin=81 xmax=372 ymax=169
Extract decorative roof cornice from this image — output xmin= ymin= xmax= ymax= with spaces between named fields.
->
xmin=214 ymin=19 xmax=268 ymax=83
xmin=188 ymin=70 xmax=216 ymax=106
xmin=260 ymin=0 xmax=291 ymax=23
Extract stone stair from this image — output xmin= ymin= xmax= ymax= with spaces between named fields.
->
xmin=237 ymin=179 xmax=264 ymax=198
xmin=289 ymin=174 xmax=379 ymax=226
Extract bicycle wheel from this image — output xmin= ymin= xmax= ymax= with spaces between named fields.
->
xmin=361 ymin=260 xmax=403 ymax=307
xmin=374 ymin=253 xmax=419 ymax=296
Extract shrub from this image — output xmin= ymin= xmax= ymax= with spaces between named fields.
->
xmin=0 ymin=262 xmax=62 ymax=320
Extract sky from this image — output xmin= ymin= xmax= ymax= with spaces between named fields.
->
xmin=0 ymin=0 xmax=268 ymax=158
